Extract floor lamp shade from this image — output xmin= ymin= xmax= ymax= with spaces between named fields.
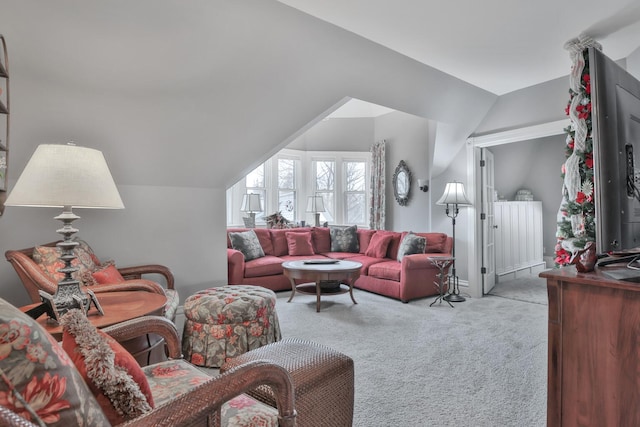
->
xmin=436 ymin=182 xmax=471 ymax=207
xmin=5 ymin=144 xmax=124 ymax=209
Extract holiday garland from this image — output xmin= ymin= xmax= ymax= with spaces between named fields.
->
xmin=555 ymin=37 xmax=602 ymax=266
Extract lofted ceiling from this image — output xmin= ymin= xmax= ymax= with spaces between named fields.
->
xmin=277 ymin=0 xmax=640 ymax=95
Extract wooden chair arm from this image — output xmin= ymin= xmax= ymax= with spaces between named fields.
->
xmin=102 ymin=315 xmax=182 ymax=359
xmin=117 ymin=264 xmax=175 ymax=290
xmin=121 ymin=360 xmax=297 ymax=427
xmin=90 ymin=279 xmax=166 ymax=295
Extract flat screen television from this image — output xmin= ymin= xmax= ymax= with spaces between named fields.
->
xmin=591 ymin=47 xmax=640 ymax=257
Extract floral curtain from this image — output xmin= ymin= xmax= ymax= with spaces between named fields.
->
xmin=369 ymin=140 xmax=386 ymax=230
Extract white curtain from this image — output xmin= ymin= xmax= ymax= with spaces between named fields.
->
xmin=369 ymin=140 xmax=386 ymax=230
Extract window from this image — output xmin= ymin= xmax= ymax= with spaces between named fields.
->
xmin=278 ymin=158 xmax=297 ymax=222
xmin=313 ymin=160 xmax=335 ymax=223
xmin=227 ymin=149 xmax=370 ymax=227
xmin=344 ymin=160 xmax=367 ymax=224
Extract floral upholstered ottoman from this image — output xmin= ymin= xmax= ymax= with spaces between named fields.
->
xmin=182 ymin=285 xmax=282 ymax=368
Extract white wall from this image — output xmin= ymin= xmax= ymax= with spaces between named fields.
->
xmin=374 ymin=111 xmax=431 ymax=231
xmin=0 ymin=184 xmax=226 ymax=306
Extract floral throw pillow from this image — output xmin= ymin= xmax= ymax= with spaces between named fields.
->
xmin=32 ymin=240 xmax=99 ymax=286
xmin=330 ymin=225 xmax=359 ymax=253
xmin=397 ymin=232 xmax=427 ymax=262
xmin=229 ymin=230 xmax=266 ymax=261
xmin=0 ymin=298 xmax=109 ymax=426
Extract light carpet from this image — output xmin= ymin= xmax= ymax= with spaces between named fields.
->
xmin=275 ymin=279 xmax=548 ymax=427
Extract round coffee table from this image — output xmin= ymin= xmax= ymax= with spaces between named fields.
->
xmin=283 ymin=259 xmax=362 ymax=312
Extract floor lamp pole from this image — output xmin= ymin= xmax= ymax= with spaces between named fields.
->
xmin=444 ymin=203 xmax=466 ymax=302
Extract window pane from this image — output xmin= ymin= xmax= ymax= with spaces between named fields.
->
xmin=345 ymin=193 xmax=366 ymax=224
xmin=346 ymin=161 xmax=366 ymax=191
xmin=278 ymin=158 xmax=295 ymax=189
xmin=315 ymin=161 xmax=335 ymax=191
xmin=246 ymin=164 xmax=265 ymax=188
xmin=318 ymin=192 xmax=334 ymax=223
xmin=278 ymin=190 xmax=296 ymax=221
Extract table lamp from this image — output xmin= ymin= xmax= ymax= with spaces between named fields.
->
xmin=241 ymin=193 xmax=262 ymax=228
xmin=306 ymin=195 xmax=325 ymax=227
xmin=436 ymin=181 xmax=471 ymax=302
xmin=5 ymin=143 xmax=124 ymax=321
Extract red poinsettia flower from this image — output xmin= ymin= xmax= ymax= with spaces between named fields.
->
xmin=585 ymin=153 xmax=594 ymax=169
xmin=576 ymin=192 xmax=586 ymax=204
xmin=565 ymin=103 xmax=571 ymax=116
xmin=568 ymin=139 xmax=574 ymax=150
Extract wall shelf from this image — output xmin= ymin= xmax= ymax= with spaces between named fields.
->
xmin=0 ymin=34 xmax=9 ymax=214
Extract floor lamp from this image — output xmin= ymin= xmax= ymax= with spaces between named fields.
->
xmin=5 ymin=143 xmax=124 ymax=321
xmin=436 ymin=181 xmax=472 ymax=302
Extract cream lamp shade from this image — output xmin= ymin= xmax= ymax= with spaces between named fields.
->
xmin=241 ymin=193 xmax=262 ymax=213
xmin=305 ymin=195 xmax=326 ymax=213
xmin=436 ymin=182 xmax=471 ymax=207
xmin=5 ymin=143 xmax=124 ymax=209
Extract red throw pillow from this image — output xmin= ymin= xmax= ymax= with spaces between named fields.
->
xmin=365 ymin=233 xmax=394 ymax=258
xmin=60 ymin=310 xmax=154 ymax=425
xmin=92 ymin=264 xmax=125 ymax=284
xmin=286 ymin=231 xmax=315 ymax=256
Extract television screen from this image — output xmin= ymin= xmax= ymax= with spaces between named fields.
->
xmin=591 ymin=47 xmax=640 ymax=255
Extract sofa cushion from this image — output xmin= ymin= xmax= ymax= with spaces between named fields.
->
xmin=286 ymin=231 xmax=315 ymax=256
xmin=397 ymin=232 xmax=426 ymax=262
xmin=312 ymin=227 xmax=331 ymax=253
xmin=420 ymin=232 xmax=449 ymax=253
xmin=60 ymin=309 xmax=153 ymax=425
xmin=229 ymin=230 xmax=265 ymax=261
xmin=368 ymin=260 xmax=402 ymax=282
xmin=357 ymin=229 xmax=376 ymax=254
xmin=227 ymin=228 xmax=274 ymax=255
xmin=384 ymin=232 xmax=403 ymax=260
xmin=270 ymin=228 xmax=312 ymax=256
xmin=0 ymin=298 xmax=110 ymax=427
xmin=244 ymin=255 xmax=284 ymax=278
xmin=330 ymin=225 xmax=359 ymax=253
xmin=364 ymin=233 xmax=394 ymax=258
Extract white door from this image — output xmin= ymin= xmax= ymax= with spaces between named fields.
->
xmin=481 ymin=148 xmax=496 ymax=294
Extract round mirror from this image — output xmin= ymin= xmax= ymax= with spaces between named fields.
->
xmin=393 ymin=160 xmax=411 ymax=206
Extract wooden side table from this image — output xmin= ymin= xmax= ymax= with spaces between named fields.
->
xmin=21 ymin=290 xmax=167 ymax=366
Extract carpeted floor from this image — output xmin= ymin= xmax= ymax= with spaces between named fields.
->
xmin=487 ymin=275 xmax=548 ymax=305
xmin=275 ymin=276 xmax=548 ymax=427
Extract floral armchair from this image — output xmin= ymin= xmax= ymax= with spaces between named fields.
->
xmin=5 ymin=240 xmax=179 ymax=321
xmin=0 ymin=297 xmax=296 ymax=427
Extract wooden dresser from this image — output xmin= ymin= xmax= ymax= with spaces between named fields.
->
xmin=540 ymin=267 xmax=640 ymax=427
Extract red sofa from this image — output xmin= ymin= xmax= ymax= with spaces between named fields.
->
xmin=227 ymin=227 xmax=452 ymax=303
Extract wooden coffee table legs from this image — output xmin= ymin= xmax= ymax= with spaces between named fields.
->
xmin=287 ymin=278 xmax=358 ymax=312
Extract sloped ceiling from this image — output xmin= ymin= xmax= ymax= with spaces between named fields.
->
xmin=277 ymin=0 xmax=640 ymax=95
xmin=0 ymin=0 xmax=496 ymax=189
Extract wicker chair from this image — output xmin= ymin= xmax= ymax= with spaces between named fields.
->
xmin=5 ymin=241 xmax=179 ymax=321
xmin=0 ymin=296 xmax=297 ymax=427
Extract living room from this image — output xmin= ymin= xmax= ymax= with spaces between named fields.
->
xmin=0 ymin=2 xmax=640 ymax=424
